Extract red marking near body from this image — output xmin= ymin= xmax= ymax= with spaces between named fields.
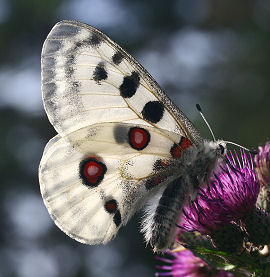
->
xmin=83 ymin=160 xmax=104 ymax=184
xmin=171 ymin=137 xmax=192 ymax=159
xmin=172 ymin=145 xmax=181 ymax=159
xmin=161 ymin=160 xmax=169 ymax=167
xmin=129 ymin=127 xmax=150 ymax=150
xmin=180 ymin=137 xmax=192 ymax=149
xmin=154 ymin=177 xmax=162 ymax=185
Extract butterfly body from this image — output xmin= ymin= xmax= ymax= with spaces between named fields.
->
xmin=39 ymin=20 xmax=225 ymax=251
xmin=142 ymin=140 xmax=225 ymax=251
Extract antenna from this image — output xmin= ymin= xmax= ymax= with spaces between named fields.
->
xmin=196 ymin=104 xmax=216 ymax=141
xmin=223 ymin=141 xmax=251 ymax=152
xmin=196 ymin=104 xmax=254 ymax=153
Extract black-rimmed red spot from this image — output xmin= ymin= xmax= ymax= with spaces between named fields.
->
xmin=79 ymin=157 xmax=107 ymax=187
xmin=104 ymin=199 xmax=118 ymax=213
xmin=180 ymin=137 xmax=192 ymax=149
xmin=104 ymin=199 xmax=122 ymax=227
xmin=170 ymin=137 xmax=192 ymax=159
xmin=128 ymin=127 xmax=150 ymax=150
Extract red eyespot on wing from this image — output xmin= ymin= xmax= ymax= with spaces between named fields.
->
xmin=104 ymin=199 xmax=122 ymax=227
xmin=180 ymin=137 xmax=192 ymax=149
xmin=104 ymin=199 xmax=118 ymax=213
xmin=128 ymin=127 xmax=150 ymax=150
xmin=79 ymin=157 xmax=107 ymax=187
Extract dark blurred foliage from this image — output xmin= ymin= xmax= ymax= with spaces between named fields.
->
xmin=0 ymin=0 xmax=269 ymax=276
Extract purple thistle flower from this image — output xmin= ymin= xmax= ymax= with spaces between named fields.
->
xmin=255 ymin=142 xmax=270 ymax=187
xmin=156 ymin=248 xmax=234 ymax=277
xmin=179 ymin=150 xmax=259 ymax=235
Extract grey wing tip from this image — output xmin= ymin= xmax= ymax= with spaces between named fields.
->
xmin=55 ymin=20 xmax=85 ymax=26
xmin=42 ymin=20 xmax=88 ymax=57
xmin=54 ymin=20 xmax=95 ymax=30
xmin=53 ymin=20 xmax=106 ymax=38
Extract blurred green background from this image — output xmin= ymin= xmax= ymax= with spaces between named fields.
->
xmin=0 ymin=0 xmax=269 ymax=276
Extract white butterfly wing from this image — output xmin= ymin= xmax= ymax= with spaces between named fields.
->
xmin=39 ymin=123 xmax=181 ymax=244
xmin=40 ymin=20 xmax=204 ymax=246
xmin=41 ymin=20 xmax=202 ymax=145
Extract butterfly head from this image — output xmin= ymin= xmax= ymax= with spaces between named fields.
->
xmin=204 ymin=139 xmax=227 ymax=157
xmin=193 ymin=140 xmax=227 ymax=186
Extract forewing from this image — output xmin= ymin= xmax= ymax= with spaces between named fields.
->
xmin=39 ymin=123 xmax=182 ymax=244
xmin=41 ymin=20 xmax=202 ymax=145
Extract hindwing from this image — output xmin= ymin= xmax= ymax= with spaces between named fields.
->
xmin=39 ymin=123 xmax=185 ymax=244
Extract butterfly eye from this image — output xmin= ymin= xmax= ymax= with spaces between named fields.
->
xmin=219 ymin=144 xmax=225 ymax=155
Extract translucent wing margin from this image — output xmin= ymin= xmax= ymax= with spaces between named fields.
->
xmin=41 ymin=20 xmax=202 ymax=145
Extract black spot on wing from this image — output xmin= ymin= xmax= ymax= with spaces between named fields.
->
xmin=119 ymin=71 xmax=140 ymax=98
xmin=88 ymin=33 xmax=101 ymax=46
xmin=103 ymin=197 xmax=122 ymax=227
xmin=141 ymin=101 xmax=165 ymax=123
xmin=112 ymin=52 xmax=123 ymax=65
xmin=113 ymin=210 xmax=122 ymax=227
xmin=93 ymin=62 xmax=108 ymax=83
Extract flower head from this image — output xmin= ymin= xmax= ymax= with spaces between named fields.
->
xmin=179 ymin=150 xmax=259 ymax=235
xmin=156 ymin=248 xmax=234 ymax=277
xmin=255 ymin=142 xmax=270 ymax=187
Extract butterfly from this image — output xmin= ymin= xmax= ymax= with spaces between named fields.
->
xmin=39 ymin=20 xmax=226 ymax=252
